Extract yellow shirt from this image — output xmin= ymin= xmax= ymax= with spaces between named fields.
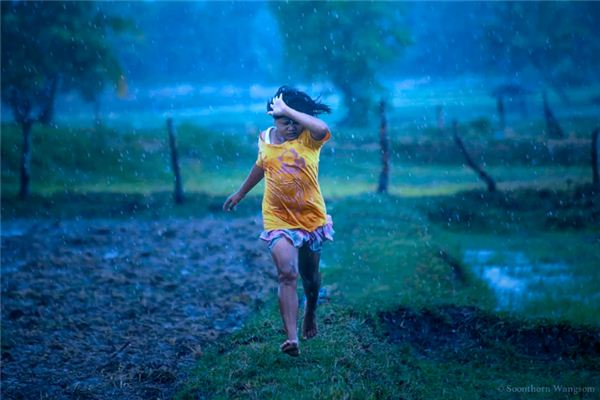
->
xmin=256 ymin=128 xmax=330 ymax=232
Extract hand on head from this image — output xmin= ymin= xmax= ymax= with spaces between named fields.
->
xmin=267 ymin=94 xmax=288 ymax=118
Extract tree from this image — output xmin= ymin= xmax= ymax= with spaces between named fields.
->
xmin=105 ymin=2 xmax=279 ymax=86
xmin=484 ymin=2 xmax=600 ymax=101
xmin=1 ymin=1 xmax=130 ymax=198
xmin=270 ymin=2 xmax=410 ymax=126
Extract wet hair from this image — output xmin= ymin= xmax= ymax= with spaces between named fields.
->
xmin=267 ymin=85 xmax=331 ymax=116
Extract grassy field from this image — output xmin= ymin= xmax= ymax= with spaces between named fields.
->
xmin=1 ymin=121 xmax=593 ymax=197
xmin=2 ymin=121 xmax=599 ymax=399
xmin=176 ymin=193 xmax=599 ymax=399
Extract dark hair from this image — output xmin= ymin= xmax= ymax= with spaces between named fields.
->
xmin=267 ymin=85 xmax=331 ymax=116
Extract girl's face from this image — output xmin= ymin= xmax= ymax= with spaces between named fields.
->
xmin=275 ymin=117 xmax=302 ymax=139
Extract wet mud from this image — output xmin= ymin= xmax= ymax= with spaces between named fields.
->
xmin=1 ymin=216 xmax=276 ymax=399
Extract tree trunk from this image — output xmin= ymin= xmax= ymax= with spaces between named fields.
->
xmin=167 ymin=118 xmax=184 ymax=204
xmin=38 ymin=76 xmax=59 ymax=126
xmin=452 ymin=121 xmax=496 ymax=192
xmin=19 ymin=120 xmax=34 ymax=199
xmin=338 ymin=85 xmax=370 ymax=127
xmin=592 ymin=128 xmax=600 ymax=187
xmin=377 ymin=99 xmax=389 ymax=194
xmin=9 ymin=88 xmax=35 ymax=200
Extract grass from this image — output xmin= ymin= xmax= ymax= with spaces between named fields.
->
xmin=176 ymin=193 xmax=599 ymax=399
xmin=1 ymin=122 xmax=593 ymax=199
xmin=180 ymin=304 xmax=418 ymax=400
xmin=2 ymin=121 xmax=599 ymax=399
xmin=419 ymin=187 xmax=600 ymax=326
xmin=323 ymin=194 xmax=495 ymax=312
xmin=179 ymin=304 xmax=599 ymax=399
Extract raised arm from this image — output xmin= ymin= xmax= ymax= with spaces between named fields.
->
xmin=268 ymin=94 xmax=330 ymax=141
xmin=223 ymin=164 xmax=264 ymax=211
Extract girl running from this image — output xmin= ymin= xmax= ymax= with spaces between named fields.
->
xmin=223 ymin=85 xmax=334 ymax=356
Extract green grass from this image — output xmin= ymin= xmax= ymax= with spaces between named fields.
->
xmin=179 ymin=304 xmax=599 ymax=399
xmin=323 ymin=194 xmax=495 ymax=312
xmin=1 ymin=121 xmax=594 ymax=199
xmin=3 ymin=122 xmax=599 ymax=399
xmin=430 ymin=229 xmax=600 ymax=326
xmin=176 ymin=194 xmax=599 ymax=400
xmin=180 ymin=304 xmax=419 ymax=400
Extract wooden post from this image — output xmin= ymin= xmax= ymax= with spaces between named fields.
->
xmin=496 ymin=95 xmax=506 ymax=132
xmin=452 ymin=120 xmax=496 ymax=192
xmin=592 ymin=128 xmax=600 ymax=187
xmin=377 ymin=99 xmax=389 ymax=194
xmin=19 ymin=120 xmax=33 ymax=200
xmin=167 ymin=118 xmax=184 ymax=204
xmin=543 ymin=91 xmax=564 ymax=139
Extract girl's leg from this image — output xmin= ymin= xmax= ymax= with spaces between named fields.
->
xmin=270 ymin=237 xmax=300 ymax=346
xmin=298 ymin=244 xmax=321 ymax=339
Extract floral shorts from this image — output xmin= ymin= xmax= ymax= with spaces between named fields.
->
xmin=260 ymin=215 xmax=334 ymax=253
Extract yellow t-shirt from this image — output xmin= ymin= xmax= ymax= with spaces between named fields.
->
xmin=256 ymin=128 xmax=330 ymax=232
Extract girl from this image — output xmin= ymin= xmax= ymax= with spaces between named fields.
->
xmin=223 ymin=86 xmax=334 ymax=357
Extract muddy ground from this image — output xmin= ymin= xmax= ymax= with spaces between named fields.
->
xmin=1 ymin=216 xmax=277 ymax=399
xmin=381 ymin=305 xmax=600 ymax=362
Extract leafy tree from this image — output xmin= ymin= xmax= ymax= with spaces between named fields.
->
xmin=105 ymin=2 xmax=279 ymax=85
xmin=270 ymin=2 xmax=410 ymax=126
xmin=484 ymin=2 xmax=600 ymax=101
xmin=1 ymin=1 xmax=131 ymax=198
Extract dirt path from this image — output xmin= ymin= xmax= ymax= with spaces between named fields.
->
xmin=1 ymin=216 xmax=276 ymax=399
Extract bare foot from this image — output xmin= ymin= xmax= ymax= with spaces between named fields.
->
xmin=302 ymin=310 xmax=318 ymax=339
xmin=280 ymin=339 xmax=300 ymax=357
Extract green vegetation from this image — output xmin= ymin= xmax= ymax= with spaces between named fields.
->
xmin=2 ymin=1 xmax=134 ymax=197
xmin=484 ymin=2 xmax=600 ymax=90
xmin=271 ymin=2 xmax=410 ymax=126
xmin=3 ymin=121 xmax=598 ymax=399
xmin=176 ymin=193 xmax=599 ymax=399
xmin=1 ymin=2 xmax=130 ymax=105
xmin=1 ymin=120 xmax=593 ymax=198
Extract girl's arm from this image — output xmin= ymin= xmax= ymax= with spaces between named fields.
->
xmin=268 ymin=94 xmax=330 ymax=141
xmin=223 ymin=164 xmax=264 ymax=211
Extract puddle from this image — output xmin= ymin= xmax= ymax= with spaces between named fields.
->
xmin=463 ymin=249 xmax=587 ymax=311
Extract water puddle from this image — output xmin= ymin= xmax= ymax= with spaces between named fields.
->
xmin=463 ymin=249 xmax=585 ymax=311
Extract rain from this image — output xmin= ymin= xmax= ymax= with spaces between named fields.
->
xmin=1 ymin=1 xmax=599 ymax=399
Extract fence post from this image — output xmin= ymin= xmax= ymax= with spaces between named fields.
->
xmin=543 ymin=91 xmax=564 ymax=139
xmin=167 ymin=118 xmax=184 ymax=204
xmin=452 ymin=120 xmax=496 ymax=192
xmin=377 ymin=99 xmax=389 ymax=194
xmin=18 ymin=120 xmax=33 ymax=200
xmin=496 ymin=95 xmax=506 ymax=133
xmin=592 ymin=128 xmax=599 ymax=187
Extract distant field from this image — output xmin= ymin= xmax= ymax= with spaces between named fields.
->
xmin=4 ymin=79 xmax=597 ymax=200
xmin=2 ymin=77 xmax=598 ymax=133
xmin=1 ymin=121 xmax=594 ymax=199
